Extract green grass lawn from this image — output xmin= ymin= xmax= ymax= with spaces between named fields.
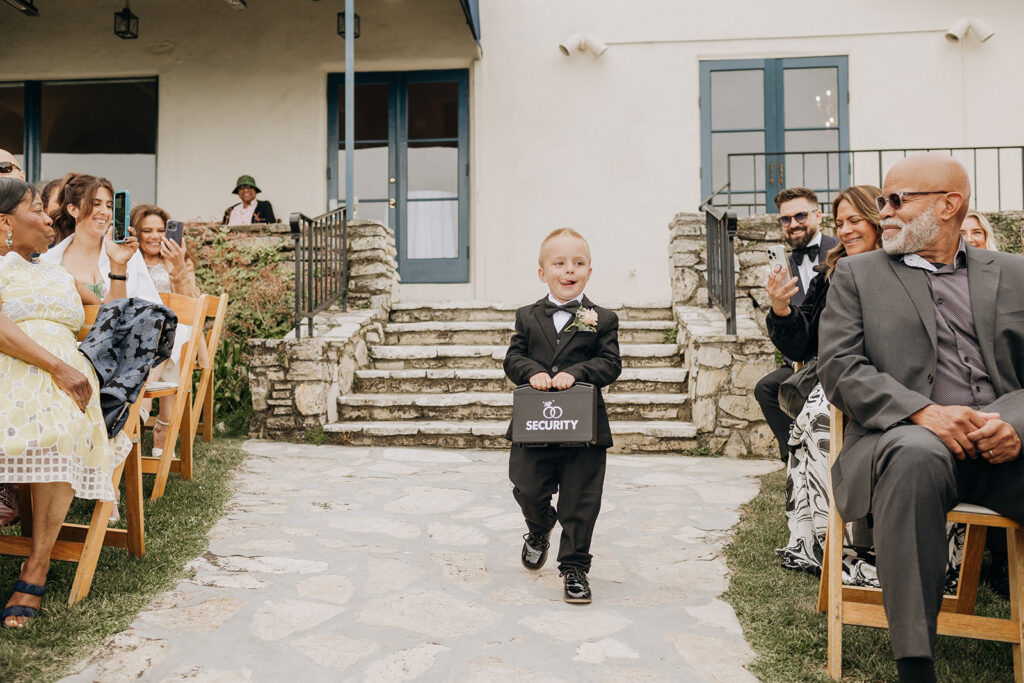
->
xmin=0 ymin=438 xmax=248 ymax=682
xmin=724 ymin=468 xmax=1016 ymax=682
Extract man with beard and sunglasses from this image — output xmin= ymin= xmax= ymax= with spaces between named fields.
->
xmin=0 ymin=149 xmax=26 ymax=181
xmin=818 ymin=153 xmax=1024 ymax=682
xmin=754 ymin=187 xmax=839 ymax=461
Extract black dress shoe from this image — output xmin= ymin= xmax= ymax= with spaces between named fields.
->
xmin=560 ymin=567 xmax=592 ymax=604
xmin=521 ymin=532 xmax=550 ymax=571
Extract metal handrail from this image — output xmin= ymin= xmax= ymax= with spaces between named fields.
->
xmin=699 ymin=202 xmax=738 ymax=335
xmin=716 ymin=145 xmax=1024 ymax=213
xmin=290 ymin=205 xmax=348 ymax=339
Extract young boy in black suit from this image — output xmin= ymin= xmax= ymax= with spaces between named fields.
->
xmin=504 ymin=228 xmax=622 ymax=604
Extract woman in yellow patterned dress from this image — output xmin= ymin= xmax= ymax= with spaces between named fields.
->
xmin=0 ymin=178 xmax=136 ymax=628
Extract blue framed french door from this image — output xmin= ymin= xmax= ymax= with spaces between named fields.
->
xmin=700 ymin=56 xmax=849 ymax=213
xmin=327 ymin=70 xmax=470 ymax=283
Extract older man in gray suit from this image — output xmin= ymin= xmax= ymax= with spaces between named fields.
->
xmin=819 ymin=153 xmax=1024 ymax=683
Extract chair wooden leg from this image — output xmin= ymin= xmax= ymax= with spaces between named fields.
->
xmin=66 ymin=496 xmax=115 ymax=606
xmin=123 ymin=442 xmax=145 ymax=557
xmin=817 ymin=539 xmax=830 ymax=614
xmin=827 ymin=503 xmax=845 ymax=679
xmin=1008 ymin=527 xmax=1024 ymax=683
xmin=180 ymin=394 xmax=194 ymax=481
xmin=17 ymin=484 xmax=33 ymax=538
xmin=202 ymin=377 xmax=214 ymax=442
xmin=954 ymin=523 xmax=987 ymax=614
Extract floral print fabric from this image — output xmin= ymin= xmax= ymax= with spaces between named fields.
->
xmin=0 ymin=251 xmax=128 ymax=501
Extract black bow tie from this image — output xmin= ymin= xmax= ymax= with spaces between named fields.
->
xmin=792 ymin=244 xmax=820 ymax=263
xmin=543 ymin=299 xmax=581 ymax=317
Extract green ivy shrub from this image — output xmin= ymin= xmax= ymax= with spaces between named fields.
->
xmin=192 ymin=226 xmax=294 ymax=436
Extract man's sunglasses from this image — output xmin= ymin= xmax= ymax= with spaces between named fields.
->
xmin=875 ymin=191 xmax=951 ymax=212
xmin=778 ymin=211 xmax=813 ymax=228
xmin=0 ymin=161 xmax=21 ymax=174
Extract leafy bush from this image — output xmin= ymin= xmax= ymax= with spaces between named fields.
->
xmin=192 ymin=225 xmax=294 ymax=436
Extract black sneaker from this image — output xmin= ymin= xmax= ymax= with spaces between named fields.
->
xmin=521 ymin=532 xmax=550 ymax=571
xmin=560 ymin=567 xmax=592 ymax=604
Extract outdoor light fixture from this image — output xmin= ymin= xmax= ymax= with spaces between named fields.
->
xmin=114 ymin=2 xmax=139 ymax=39
xmin=945 ymin=17 xmax=995 ymax=43
xmin=558 ymin=33 xmax=607 ymax=57
xmin=337 ymin=12 xmax=360 ymax=39
xmin=3 ymin=0 xmax=38 ymax=16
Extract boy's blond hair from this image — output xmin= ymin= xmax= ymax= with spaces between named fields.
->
xmin=538 ymin=228 xmax=592 ymax=265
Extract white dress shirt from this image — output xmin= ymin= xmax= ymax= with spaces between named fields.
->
xmin=548 ymin=293 xmax=584 ymax=333
xmin=795 ymin=232 xmax=823 ymax=292
xmin=228 ymin=201 xmax=258 ymax=226
xmin=40 ymin=235 xmax=162 ymax=304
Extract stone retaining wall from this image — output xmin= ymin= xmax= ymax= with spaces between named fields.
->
xmin=246 ymin=220 xmax=399 ymax=440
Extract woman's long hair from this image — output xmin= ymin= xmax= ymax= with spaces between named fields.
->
xmin=822 ymin=185 xmax=883 ymax=279
xmin=51 ymin=173 xmax=114 ymax=245
xmin=965 ymin=211 xmax=999 ymax=251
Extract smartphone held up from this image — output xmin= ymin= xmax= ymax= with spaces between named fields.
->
xmin=165 ymin=219 xmax=185 ymax=246
xmin=112 ymin=190 xmax=130 ymax=243
xmin=765 ymin=245 xmax=792 ymax=281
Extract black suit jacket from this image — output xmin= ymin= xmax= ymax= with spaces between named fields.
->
xmin=789 ymin=233 xmax=839 ymax=307
xmin=503 ymin=295 xmax=622 ymax=447
xmin=222 ymin=199 xmax=277 ymax=225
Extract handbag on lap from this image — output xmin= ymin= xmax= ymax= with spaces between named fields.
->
xmin=778 ymin=358 xmax=819 ymax=420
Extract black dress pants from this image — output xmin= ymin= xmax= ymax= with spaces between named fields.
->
xmin=754 ymin=365 xmax=794 ymax=461
xmin=509 ymin=444 xmax=606 ymax=572
xmin=869 ymin=425 xmax=1024 ymax=659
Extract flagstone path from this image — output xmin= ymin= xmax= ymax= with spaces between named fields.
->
xmin=65 ymin=441 xmax=779 ymax=682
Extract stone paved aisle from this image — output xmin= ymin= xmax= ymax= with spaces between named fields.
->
xmin=66 ymin=441 xmax=779 ymax=683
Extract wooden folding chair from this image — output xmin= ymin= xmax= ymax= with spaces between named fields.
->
xmin=190 ymin=293 xmax=228 ymax=443
xmin=0 ymin=304 xmax=147 ymax=604
xmin=141 ymin=292 xmax=207 ymax=501
xmin=819 ymin=405 xmax=1024 ymax=681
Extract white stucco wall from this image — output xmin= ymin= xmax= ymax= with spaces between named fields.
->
xmin=1 ymin=0 xmax=1021 ymax=304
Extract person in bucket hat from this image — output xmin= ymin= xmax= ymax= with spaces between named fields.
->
xmin=222 ymin=174 xmax=276 ymax=226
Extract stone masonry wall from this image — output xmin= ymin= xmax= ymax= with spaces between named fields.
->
xmin=247 ymin=220 xmax=399 ymax=440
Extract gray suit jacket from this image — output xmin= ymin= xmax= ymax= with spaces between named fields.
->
xmin=818 ymin=245 xmax=1024 ymax=521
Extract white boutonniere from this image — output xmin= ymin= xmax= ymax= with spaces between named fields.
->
xmin=565 ymin=307 xmax=598 ymax=333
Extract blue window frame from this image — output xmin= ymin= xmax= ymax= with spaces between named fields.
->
xmin=700 ymin=57 xmax=849 ymax=213
xmin=327 ymin=70 xmax=470 ymax=284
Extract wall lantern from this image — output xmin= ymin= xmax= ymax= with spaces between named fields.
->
xmin=558 ymin=33 xmax=608 ymax=58
xmin=337 ymin=12 xmax=360 ymax=39
xmin=3 ymin=0 xmax=38 ymax=16
xmin=114 ymin=2 xmax=139 ymax=40
xmin=945 ymin=17 xmax=995 ymax=43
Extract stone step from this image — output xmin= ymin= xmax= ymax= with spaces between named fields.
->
xmin=370 ymin=344 xmax=682 ymax=370
xmin=322 ymin=419 xmax=700 ymax=453
xmin=336 ymin=392 xmax=691 ymax=422
xmin=383 ymin=320 xmax=675 ymax=346
xmin=389 ymin=300 xmax=674 ymax=323
xmin=353 ymin=367 xmax=688 ymax=394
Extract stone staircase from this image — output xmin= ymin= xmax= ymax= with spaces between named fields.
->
xmin=323 ymin=302 xmax=701 ymax=453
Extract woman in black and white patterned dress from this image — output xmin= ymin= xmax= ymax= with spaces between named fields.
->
xmin=763 ymin=185 xmax=963 ymax=586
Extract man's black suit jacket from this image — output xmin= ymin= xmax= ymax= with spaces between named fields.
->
xmin=503 ymin=295 xmax=622 ymax=448
xmin=789 ymin=233 xmax=839 ymax=307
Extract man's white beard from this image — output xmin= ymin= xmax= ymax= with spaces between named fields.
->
xmin=881 ymin=208 xmax=942 ymax=255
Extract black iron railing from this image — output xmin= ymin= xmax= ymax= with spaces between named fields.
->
xmin=699 ymin=189 xmax=738 ymax=335
xmin=708 ymin=145 xmax=1024 ymax=214
xmin=290 ymin=205 xmax=348 ymax=339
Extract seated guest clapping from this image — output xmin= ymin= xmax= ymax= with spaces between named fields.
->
xmin=766 ymin=185 xmax=885 ymax=581
xmin=818 ymin=153 xmax=1024 ymax=681
xmin=0 ymin=179 xmax=132 ymax=627
xmin=40 ymin=174 xmax=160 ymax=305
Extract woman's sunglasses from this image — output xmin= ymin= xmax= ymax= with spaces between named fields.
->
xmin=0 ymin=161 xmax=22 ymax=174
xmin=875 ymin=191 xmax=950 ymax=211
